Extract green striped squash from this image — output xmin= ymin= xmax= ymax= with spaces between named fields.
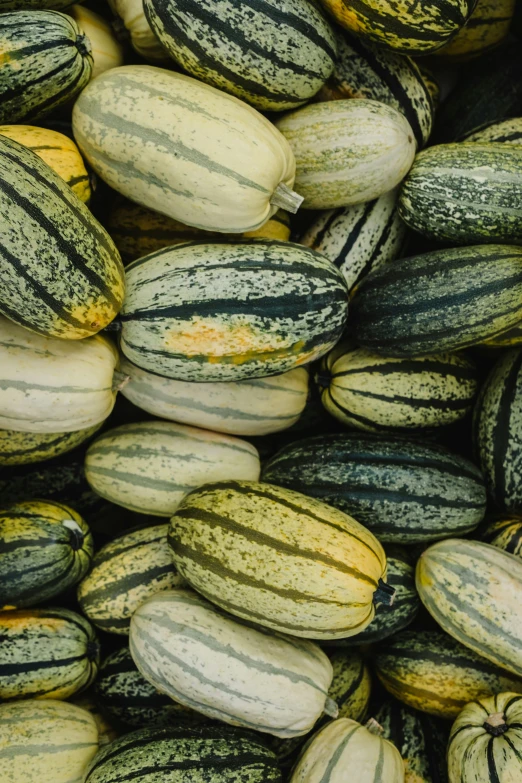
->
xmin=299 ymin=189 xmax=407 ymax=294
xmin=436 ymin=0 xmax=515 ymax=60
xmin=481 ymin=515 xmax=522 ymax=556
xmin=0 ymin=0 xmax=76 ymax=7
xmin=262 ymin=434 xmax=486 ymax=545
xmin=0 ymin=318 xmax=119 ymax=433
xmin=0 ymin=136 xmax=124 ymax=340
xmin=0 ymin=11 xmax=92 ymax=122
xmin=84 ymin=421 xmax=260 ymax=516
xmin=169 ymin=479 xmax=391 ymax=640
xmin=84 ymin=724 xmax=282 ymax=783
xmin=143 ymin=0 xmax=337 ymax=111
xmin=78 ymin=524 xmax=184 ymax=634
xmin=0 ymin=607 xmax=99 ymax=700
xmin=318 ymin=0 xmax=476 ymax=55
xmin=119 ymin=357 xmax=309 ymax=436
xmin=275 ymin=100 xmax=416 ymax=210
xmin=374 ymin=630 xmax=522 ymax=720
xmin=72 ymin=65 xmax=302 ymax=233
xmin=317 ymin=29 xmax=433 ymax=147
xmin=481 ymin=320 xmax=522 ymax=347
xmin=465 ymin=117 xmax=522 ymax=144
xmin=0 ymin=699 xmax=99 ymax=783
xmin=130 ymin=589 xmax=335 ymax=737
xmin=68 ymin=5 xmax=124 ymax=80
xmin=418 ymin=64 xmax=440 ymax=110
xmin=0 ymin=424 xmax=100 ymax=466
xmin=95 ymin=646 xmax=193 ymax=727
xmin=351 ymin=245 xmax=522 ymax=356
xmin=108 ymin=0 xmax=169 ymax=61
xmin=374 ymin=700 xmax=449 ymax=783
xmin=416 ymin=538 xmax=522 ymax=678
xmin=448 ymin=692 xmax=522 ymax=783
xmin=120 ymin=241 xmax=348 ymax=382
xmin=318 ymin=345 xmax=478 ymax=432
xmin=399 ymin=143 xmax=522 ymax=244
xmin=473 ymin=348 xmax=522 ymax=512
xmin=0 ymin=500 xmax=93 ymax=608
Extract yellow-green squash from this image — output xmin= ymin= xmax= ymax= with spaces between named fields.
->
xmin=0 ymin=424 xmax=100 ymax=466
xmin=67 ymin=5 xmax=124 ymax=79
xmin=436 ymin=0 xmax=515 ymax=60
xmin=481 ymin=515 xmax=522 ymax=556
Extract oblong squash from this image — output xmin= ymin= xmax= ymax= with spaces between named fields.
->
xmin=68 ymin=5 xmax=124 ymax=79
xmin=0 ymin=424 xmax=100 ymax=466
xmin=108 ymin=0 xmax=168 ymax=60
xmin=481 ymin=515 xmax=522 ymax=556
xmin=465 ymin=117 xmax=522 ymax=144
xmin=435 ymin=0 xmax=515 ymax=60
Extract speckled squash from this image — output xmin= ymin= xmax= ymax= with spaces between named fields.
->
xmin=465 ymin=117 xmax=522 ymax=144
xmin=436 ymin=0 xmax=515 ymax=60
xmin=481 ymin=515 xmax=522 ymax=556
xmin=418 ymin=64 xmax=441 ymax=109
xmin=0 ymin=424 xmax=100 ymax=466
xmin=108 ymin=0 xmax=168 ymax=60
xmin=67 ymin=6 xmax=124 ymax=79
xmin=481 ymin=320 xmax=522 ymax=347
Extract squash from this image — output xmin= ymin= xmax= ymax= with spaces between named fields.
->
xmin=465 ymin=117 xmax=522 ymax=144
xmin=435 ymin=0 xmax=515 ymax=60
xmin=108 ymin=0 xmax=169 ymax=61
xmin=481 ymin=515 xmax=522 ymax=556
xmin=0 ymin=424 xmax=100 ymax=466
xmin=67 ymin=6 xmax=124 ymax=79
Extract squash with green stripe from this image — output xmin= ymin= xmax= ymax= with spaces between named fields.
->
xmin=72 ymin=65 xmax=302 ymax=233
xmin=85 ymin=421 xmax=260 ymax=517
xmin=374 ymin=629 xmax=522 ymax=720
xmin=473 ymin=348 xmax=522 ymax=512
xmin=169 ymin=479 xmax=393 ymax=640
xmin=481 ymin=320 xmax=522 ymax=347
xmin=318 ymin=345 xmax=478 ymax=432
xmin=262 ymin=434 xmax=486 ymax=545
xmin=481 ymin=515 xmax=522 ymax=556
xmin=416 ymin=538 xmax=522 ymax=678
xmin=0 ymin=607 xmax=99 ymax=700
xmin=316 ymin=29 xmax=433 ymax=147
xmin=435 ymin=0 xmax=515 ymax=60
xmin=0 ymin=137 xmax=124 ymax=340
xmin=0 ymin=318 xmax=119 ymax=433
xmin=465 ymin=117 xmax=522 ymax=144
xmin=275 ymin=100 xmax=416 ymax=210
xmin=130 ymin=589 xmax=335 ymax=737
xmin=0 ymin=424 xmax=100 ymax=466
xmin=0 ymin=500 xmax=92 ymax=608
xmin=84 ymin=723 xmax=282 ymax=783
xmin=299 ymin=189 xmax=407 ymax=294
xmin=418 ymin=64 xmax=440 ymax=110
xmin=399 ymin=143 xmax=522 ymax=244
xmin=143 ymin=0 xmax=337 ymax=112
xmin=120 ymin=241 xmax=348 ymax=383
xmin=0 ymin=125 xmax=91 ymax=203
xmin=108 ymin=0 xmax=169 ymax=61
xmin=0 ymin=11 xmax=93 ymax=123
xmin=448 ymin=692 xmax=522 ymax=783
xmin=78 ymin=524 xmax=184 ymax=634
xmin=351 ymin=244 xmax=522 ymax=356
xmin=68 ymin=5 xmax=124 ymax=79
xmin=0 ymin=699 xmax=99 ymax=783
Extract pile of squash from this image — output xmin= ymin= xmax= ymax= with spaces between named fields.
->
xmin=1 ymin=0 xmax=522 ymax=782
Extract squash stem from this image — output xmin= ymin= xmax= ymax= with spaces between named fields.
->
xmin=112 ymin=371 xmax=131 ymax=392
xmin=484 ymin=712 xmax=509 ymax=736
xmin=365 ymin=718 xmax=384 ymax=736
xmin=373 ymin=578 xmax=396 ymax=607
xmin=270 ymin=182 xmax=304 ymax=214
xmin=324 ymin=698 xmax=339 ymax=719
xmin=315 ymin=369 xmax=332 ymax=389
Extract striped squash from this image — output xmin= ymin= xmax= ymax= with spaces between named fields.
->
xmin=0 ymin=607 xmax=99 ymax=700
xmin=130 ymin=589 xmax=335 ymax=737
xmin=318 ymin=345 xmax=479 ymax=431
xmin=0 ymin=137 xmax=124 ymax=340
xmin=316 ymin=29 xmax=433 ymax=147
xmin=416 ymin=538 xmax=522 ymax=678
xmin=78 ymin=524 xmax=184 ymax=634
xmin=399 ymin=143 xmax=522 ymax=244
xmin=0 ymin=318 xmax=119 ymax=433
xmin=448 ymin=692 xmax=522 ymax=783
xmin=473 ymin=348 xmax=522 ymax=512
xmin=0 ymin=0 xmax=76 ymax=8
xmin=119 ymin=357 xmax=309 ymax=437
xmin=0 ymin=500 xmax=93 ymax=608
xmin=67 ymin=6 xmax=124 ymax=79
xmin=0 ymin=125 xmax=90 ymax=203
xmin=374 ymin=630 xmax=522 ymax=720
xmin=275 ymin=100 xmax=416 ymax=210
xmin=84 ymin=724 xmax=282 ymax=783
xmin=299 ymin=189 xmax=407 ymax=294
xmin=120 ymin=241 xmax=349 ymax=383
xmin=106 ymin=199 xmax=291 ymax=264
xmin=84 ymin=421 xmax=260 ymax=516
xmin=374 ymin=700 xmax=449 ymax=783
xmin=481 ymin=515 xmax=522 ymax=556
xmin=262 ymin=434 xmax=486 ymax=545
xmin=465 ymin=117 xmax=522 ymax=144
xmin=169 ymin=479 xmax=392 ymax=640
xmin=0 ymin=424 xmax=100 ymax=466
xmin=0 ymin=11 xmax=92 ymax=123
xmin=72 ymin=65 xmax=302 ymax=233
xmin=0 ymin=699 xmax=98 ymax=783
xmin=290 ymin=717 xmax=404 ymax=783
xmin=351 ymin=245 xmax=522 ymax=356
xmin=481 ymin=320 xmax=522 ymax=347
xmin=95 ymin=646 xmax=193 ymax=727
xmin=70 ymin=696 xmax=118 ymax=747
xmin=435 ymin=0 xmax=515 ymax=60
xmin=143 ymin=0 xmax=337 ymax=111
xmin=108 ymin=0 xmax=169 ymax=61
xmin=418 ymin=64 xmax=441 ymax=110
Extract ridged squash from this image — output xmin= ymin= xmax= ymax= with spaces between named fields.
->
xmin=465 ymin=117 xmax=522 ymax=144
xmin=0 ymin=500 xmax=92 ymax=608
xmin=0 ymin=11 xmax=93 ymax=123
xmin=0 ymin=699 xmax=99 ymax=783
xmin=418 ymin=64 xmax=441 ymax=109
xmin=108 ymin=0 xmax=169 ymax=60
xmin=120 ymin=241 xmax=348 ymax=382
xmin=0 ymin=424 xmax=100 ymax=466
xmin=416 ymin=538 xmax=522 ymax=677
xmin=143 ymin=0 xmax=337 ymax=111
xmin=436 ymin=0 xmax=515 ymax=60
xmin=70 ymin=695 xmax=118 ymax=748
xmin=130 ymin=589 xmax=335 ymax=737
xmin=0 ymin=318 xmax=119 ymax=433
xmin=67 ymin=6 xmax=124 ymax=79
xmin=275 ymin=99 xmax=416 ymax=209
xmin=72 ymin=65 xmax=302 ymax=233
xmin=481 ymin=515 xmax=522 ymax=556
xmin=169 ymin=479 xmax=392 ymax=640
